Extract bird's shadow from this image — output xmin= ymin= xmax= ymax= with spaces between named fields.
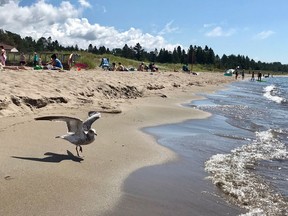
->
xmin=11 ymin=150 xmax=83 ymax=163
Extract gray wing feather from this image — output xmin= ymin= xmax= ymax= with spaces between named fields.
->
xmin=83 ymin=112 xmax=101 ymax=131
xmin=35 ymin=116 xmax=83 ymax=133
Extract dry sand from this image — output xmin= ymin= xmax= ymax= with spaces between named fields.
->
xmin=0 ymin=68 xmax=236 ymax=215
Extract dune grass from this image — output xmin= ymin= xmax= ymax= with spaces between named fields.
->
xmin=76 ymin=52 xmax=221 ymax=72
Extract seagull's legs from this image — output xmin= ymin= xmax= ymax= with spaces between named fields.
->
xmin=76 ymin=146 xmax=80 ymax=157
xmin=75 ymin=145 xmax=83 ymax=157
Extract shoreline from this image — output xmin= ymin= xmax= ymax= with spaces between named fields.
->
xmin=106 ymin=88 xmax=245 ymax=216
xmin=0 ymin=69 xmax=237 ymax=215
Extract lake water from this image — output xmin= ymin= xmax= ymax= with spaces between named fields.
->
xmin=146 ymin=76 xmax=288 ymax=215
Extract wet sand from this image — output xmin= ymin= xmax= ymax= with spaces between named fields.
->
xmin=108 ymin=160 xmax=244 ymax=216
xmin=107 ymin=117 xmax=246 ymax=216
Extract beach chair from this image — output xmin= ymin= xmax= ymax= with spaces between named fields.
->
xmin=99 ymin=58 xmax=110 ymax=70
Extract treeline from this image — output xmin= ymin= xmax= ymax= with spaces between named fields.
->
xmin=0 ymin=29 xmax=79 ymax=52
xmin=1 ymin=29 xmax=287 ymax=72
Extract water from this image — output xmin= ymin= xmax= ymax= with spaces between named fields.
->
xmin=147 ymin=77 xmax=288 ymax=215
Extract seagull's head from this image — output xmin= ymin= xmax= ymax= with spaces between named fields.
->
xmin=90 ymin=128 xmax=97 ymax=136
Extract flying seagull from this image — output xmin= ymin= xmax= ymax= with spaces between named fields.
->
xmin=35 ymin=111 xmax=101 ymax=157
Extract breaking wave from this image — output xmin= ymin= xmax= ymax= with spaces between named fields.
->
xmin=205 ymin=130 xmax=288 ymax=215
xmin=263 ymin=85 xmax=286 ymax=104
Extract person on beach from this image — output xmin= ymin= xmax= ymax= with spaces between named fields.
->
xmin=149 ymin=62 xmax=158 ymax=72
xmin=19 ymin=52 xmax=26 ymax=66
xmin=0 ymin=45 xmax=7 ymax=66
xmin=251 ymin=71 xmax=255 ymax=81
xmin=182 ymin=64 xmax=190 ymax=72
xmin=116 ymin=62 xmax=125 ymax=71
xmin=48 ymin=54 xmax=63 ymax=70
xmin=241 ymin=70 xmax=245 ymax=80
xmin=68 ymin=53 xmax=74 ymax=69
xmin=109 ymin=62 xmax=116 ymax=71
xmin=33 ymin=52 xmax=39 ymax=66
xmin=137 ymin=62 xmax=145 ymax=71
xmin=235 ymin=69 xmax=239 ymax=80
xmin=257 ymin=71 xmax=262 ymax=81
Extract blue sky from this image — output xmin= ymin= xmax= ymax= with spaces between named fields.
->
xmin=1 ymin=0 xmax=287 ymax=64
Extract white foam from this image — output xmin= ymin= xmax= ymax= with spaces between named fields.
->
xmin=205 ymin=129 xmax=288 ymax=215
xmin=263 ymin=85 xmax=286 ymax=104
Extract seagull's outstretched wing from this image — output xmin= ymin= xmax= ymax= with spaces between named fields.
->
xmin=35 ymin=116 xmax=83 ymax=134
xmin=83 ymin=112 xmax=101 ymax=131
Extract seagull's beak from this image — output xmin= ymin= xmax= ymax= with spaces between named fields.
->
xmin=91 ymin=129 xmax=97 ymax=136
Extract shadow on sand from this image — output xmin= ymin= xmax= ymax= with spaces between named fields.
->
xmin=11 ymin=150 xmax=83 ymax=163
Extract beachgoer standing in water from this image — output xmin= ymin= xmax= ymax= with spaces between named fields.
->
xmin=257 ymin=71 xmax=262 ymax=81
xmin=235 ymin=69 xmax=239 ymax=80
xmin=251 ymin=71 xmax=255 ymax=81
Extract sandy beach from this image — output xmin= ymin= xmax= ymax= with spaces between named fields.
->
xmin=0 ymin=68 xmax=240 ymax=215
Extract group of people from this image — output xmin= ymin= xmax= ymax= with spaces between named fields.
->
xmin=0 ymin=47 xmax=63 ymax=70
xmin=106 ymin=61 xmax=159 ymax=72
xmin=1 ymin=46 xmax=26 ymax=70
xmin=137 ymin=62 xmax=158 ymax=72
xmin=235 ymin=69 xmax=245 ymax=80
xmin=106 ymin=62 xmax=159 ymax=72
xmin=33 ymin=52 xmax=63 ymax=70
xmin=109 ymin=62 xmax=128 ymax=71
xmin=234 ymin=69 xmax=268 ymax=82
xmin=251 ymin=71 xmax=266 ymax=81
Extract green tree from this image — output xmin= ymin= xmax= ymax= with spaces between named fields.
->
xmin=133 ymin=43 xmax=144 ymax=60
xmin=122 ymin=44 xmax=133 ymax=59
xmin=88 ymin=44 xmax=93 ymax=53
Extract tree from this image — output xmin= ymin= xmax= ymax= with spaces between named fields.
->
xmin=206 ymin=48 xmax=215 ymax=65
xmin=172 ymin=48 xmax=179 ymax=63
xmin=92 ymin=46 xmax=98 ymax=54
xmin=98 ymin=46 xmax=106 ymax=54
xmin=221 ymin=54 xmax=228 ymax=68
xmin=133 ymin=43 xmax=144 ymax=61
xmin=52 ymin=40 xmax=60 ymax=51
xmin=122 ymin=44 xmax=133 ymax=59
xmin=47 ymin=36 xmax=53 ymax=51
xmin=88 ymin=44 xmax=93 ymax=53
xmin=35 ymin=37 xmax=48 ymax=51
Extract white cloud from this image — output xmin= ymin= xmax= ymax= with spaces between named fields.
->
xmin=78 ymin=0 xmax=91 ymax=8
xmin=203 ymin=23 xmax=216 ymax=28
xmin=205 ymin=26 xmax=235 ymax=37
xmin=0 ymin=1 xmax=179 ymax=51
xmin=158 ymin=20 xmax=179 ymax=35
xmin=255 ymin=30 xmax=275 ymax=39
xmin=102 ymin=6 xmax=107 ymax=13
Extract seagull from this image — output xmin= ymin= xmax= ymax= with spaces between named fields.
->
xmin=35 ymin=111 xmax=101 ymax=157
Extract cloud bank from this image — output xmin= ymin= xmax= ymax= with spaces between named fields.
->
xmin=0 ymin=0 xmax=180 ymax=51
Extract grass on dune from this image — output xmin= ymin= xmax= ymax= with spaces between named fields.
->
xmin=77 ymin=52 xmax=220 ymax=72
